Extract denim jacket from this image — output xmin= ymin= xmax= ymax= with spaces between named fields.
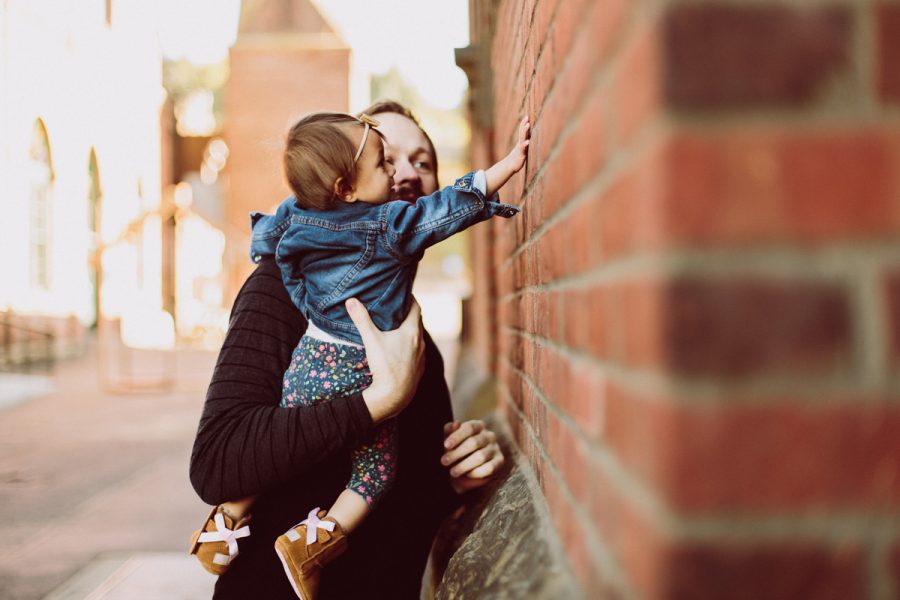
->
xmin=249 ymin=170 xmax=520 ymax=345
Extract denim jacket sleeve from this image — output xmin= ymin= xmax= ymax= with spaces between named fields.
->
xmin=248 ymin=198 xmax=307 ymax=310
xmin=382 ymin=170 xmax=520 ymax=260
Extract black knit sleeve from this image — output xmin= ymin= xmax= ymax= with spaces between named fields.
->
xmin=189 ymin=259 xmax=374 ymax=505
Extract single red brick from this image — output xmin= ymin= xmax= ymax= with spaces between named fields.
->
xmin=664 ymin=277 xmax=852 ymax=378
xmin=663 ymin=4 xmax=853 ymax=109
xmin=537 ymin=227 xmax=560 ymax=284
xmin=665 ymin=542 xmax=865 ymax=600
xmin=534 ymin=344 xmax=553 ymax=397
xmin=565 ymin=203 xmax=595 ymax=276
xmin=545 ymin=290 xmax=564 ymax=344
xmin=877 ymin=3 xmax=900 ymax=103
xmin=619 ymin=279 xmax=668 ymax=369
xmin=562 ymin=288 xmax=588 ymax=351
xmin=664 ymin=130 xmax=900 ymax=245
xmin=612 ymin=20 xmax=662 ymax=145
xmin=604 ymin=384 xmax=900 ymax=512
xmin=546 ymin=410 xmax=591 ymax=505
xmin=585 ymin=284 xmax=618 ymax=361
xmin=781 ymin=133 xmax=896 ymax=240
xmin=597 ymin=160 xmax=663 ymax=262
xmin=568 ymin=361 xmax=606 ymax=440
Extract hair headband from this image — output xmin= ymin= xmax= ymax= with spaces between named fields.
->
xmin=353 ymin=114 xmax=381 ymax=163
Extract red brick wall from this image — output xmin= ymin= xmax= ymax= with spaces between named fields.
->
xmin=467 ymin=0 xmax=900 ymax=596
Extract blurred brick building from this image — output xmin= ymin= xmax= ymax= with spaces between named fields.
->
xmin=459 ymin=0 xmax=900 ymax=597
xmin=222 ymin=0 xmax=350 ymax=298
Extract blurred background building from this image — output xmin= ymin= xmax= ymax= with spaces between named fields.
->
xmin=0 ymin=0 xmax=472 ymax=386
xmin=0 ymin=1 xmax=172 ymax=386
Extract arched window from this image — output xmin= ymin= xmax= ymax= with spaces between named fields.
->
xmin=28 ymin=120 xmax=54 ymax=290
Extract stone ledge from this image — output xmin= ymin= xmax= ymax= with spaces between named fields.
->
xmin=429 ymin=409 xmax=583 ymax=599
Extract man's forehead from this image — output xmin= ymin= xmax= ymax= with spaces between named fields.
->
xmin=384 ymin=140 xmax=429 ymax=157
xmin=375 ymin=113 xmax=430 ymax=150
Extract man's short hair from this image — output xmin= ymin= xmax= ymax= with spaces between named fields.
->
xmin=359 ymin=100 xmax=439 ymax=184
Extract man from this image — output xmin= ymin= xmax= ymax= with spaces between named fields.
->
xmin=189 ymin=100 xmax=503 ymax=598
xmin=368 ymin=99 xmax=503 ymax=491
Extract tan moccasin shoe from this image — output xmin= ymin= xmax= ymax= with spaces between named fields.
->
xmin=188 ymin=505 xmax=252 ymax=575
xmin=274 ymin=508 xmax=348 ymax=600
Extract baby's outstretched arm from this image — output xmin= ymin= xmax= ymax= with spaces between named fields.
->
xmin=485 ymin=116 xmax=530 ymax=197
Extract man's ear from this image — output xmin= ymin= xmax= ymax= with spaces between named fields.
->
xmin=333 ymin=177 xmax=357 ymax=202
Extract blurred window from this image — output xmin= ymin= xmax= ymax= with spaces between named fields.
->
xmin=28 ymin=120 xmax=54 ymax=290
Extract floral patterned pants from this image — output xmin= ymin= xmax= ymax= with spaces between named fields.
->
xmin=280 ymin=334 xmax=397 ymax=507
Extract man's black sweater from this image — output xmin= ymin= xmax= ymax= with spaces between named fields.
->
xmin=189 ymin=258 xmax=459 ymax=598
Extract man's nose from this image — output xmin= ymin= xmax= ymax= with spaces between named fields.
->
xmin=393 ymin=158 xmax=419 ymax=184
xmin=386 ymin=161 xmax=396 ymax=178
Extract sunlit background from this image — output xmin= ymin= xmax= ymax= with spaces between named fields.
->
xmin=0 ymin=0 xmax=473 ymax=388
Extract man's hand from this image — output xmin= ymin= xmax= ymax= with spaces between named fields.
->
xmin=347 ymin=297 xmax=425 ymax=423
xmin=441 ymin=420 xmax=505 ymax=494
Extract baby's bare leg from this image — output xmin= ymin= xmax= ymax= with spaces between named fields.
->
xmin=326 ymin=489 xmax=370 ymax=533
xmin=220 ymin=496 xmax=255 ymax=520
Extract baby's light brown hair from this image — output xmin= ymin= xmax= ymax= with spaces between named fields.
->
xmin=283 ymin=112 xmax=383 ymax=210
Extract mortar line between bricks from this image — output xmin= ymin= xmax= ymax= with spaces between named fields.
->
xmin=499 ymin=382 xmax=640 ymax=599
xmin=502 ymin=326 xmax=900 ymax=406
xmin=671 ymin=514 xmax=900 ymax=544
xmin=853 ymin=262 xmax=891 ymax=390
xmin=502 ymin=358 xmax=900 ymax=546
xmin=867 ymin=532 xmax=894 ymax=600
xmin=499 ymin=242 xmax=900 ymax=296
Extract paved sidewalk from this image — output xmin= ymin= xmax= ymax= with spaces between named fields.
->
xmin=0 ymin=345 xmax=218 ymax=599
xmin=1 ymin=333 xmax=461 ymax=599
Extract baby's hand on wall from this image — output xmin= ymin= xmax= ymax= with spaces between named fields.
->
xmin=505 ymin=116 xmax=530 ymax=173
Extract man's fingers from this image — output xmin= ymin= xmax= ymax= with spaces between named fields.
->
xmin=443 ymin=421 xmax=461 ymax=436
xmin=444 ymin=420 xmax=484 ymax=450
xmin=458 ymin=455 xmax=503 ymax=480
xmin=448 ymin=447 xmax=496 ymax=478
xmin=441 ymin=433 xmax=483 ymax=466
